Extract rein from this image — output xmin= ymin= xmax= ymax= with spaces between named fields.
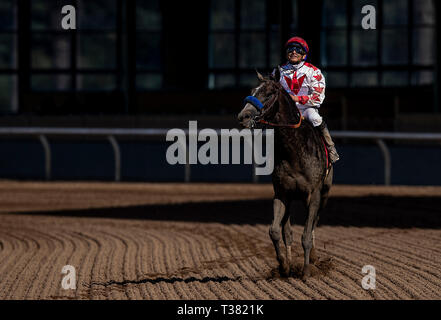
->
xmin=257 ymin=117 xmax=304 ymax=129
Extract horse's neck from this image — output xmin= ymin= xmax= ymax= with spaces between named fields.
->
xmin=278 ymin=90 xmax=300 ymax=122
xmin=277 ymin=93 xmax=302 ymax=130
xmin=274 ymin=92 xmax=309 ymax=151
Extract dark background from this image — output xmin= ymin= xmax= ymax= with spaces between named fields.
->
xmin=0 ymin=0 xmax=439 ymax=128
xmin=0 ymin=0 xmax=440 ymax=184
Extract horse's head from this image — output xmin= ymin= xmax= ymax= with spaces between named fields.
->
xmin=237 ymin=69 xmax=282 ymax=129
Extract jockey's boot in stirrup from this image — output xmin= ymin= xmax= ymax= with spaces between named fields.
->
xmin=317 ymin=121 xmax=340 ymax=163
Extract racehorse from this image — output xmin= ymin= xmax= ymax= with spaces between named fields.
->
xmin=237 ymin=69 xmax=333 ymax=279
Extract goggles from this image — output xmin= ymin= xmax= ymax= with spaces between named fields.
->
xmin=286 ymin=43 xmax=306 ymax=55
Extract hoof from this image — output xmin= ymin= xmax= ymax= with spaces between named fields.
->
xmin=279 ymin=263 xmax=291 ymax=277
xmin=302 ymin=264 xmax=321 ymax=280
xmin=302 ymin=265 xmax=312 ymax=281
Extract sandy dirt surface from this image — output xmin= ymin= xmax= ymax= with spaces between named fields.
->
xmin=0 ymin=181 xmax=440 ymax=300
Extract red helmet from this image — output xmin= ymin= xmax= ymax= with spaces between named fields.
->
xmin=285 ymin=36 xmax=309 ymax=54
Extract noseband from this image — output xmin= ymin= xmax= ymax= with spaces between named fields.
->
xmin=243 ymin=91 xmax=303 ymax=129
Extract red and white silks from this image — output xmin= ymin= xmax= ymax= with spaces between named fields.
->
xmin=277 ymin=61 xmax=326 ymax=127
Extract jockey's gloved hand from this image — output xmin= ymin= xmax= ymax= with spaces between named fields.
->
xmin=289 ymin=94 xmax=300 ymax=103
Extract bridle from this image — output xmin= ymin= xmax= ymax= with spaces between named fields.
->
xmin=243 ymin=87 xmax=304 ymax=129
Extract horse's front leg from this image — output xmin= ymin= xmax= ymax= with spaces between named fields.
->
xmin=302 ymin=190 xmax=321 ymax=280
xmin=282 ymin=202 xmax=294 ymax=268
xmin=269 ymin=198 xmax=290 ymax=276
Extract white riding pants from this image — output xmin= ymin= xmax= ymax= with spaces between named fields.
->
xmin=299 ymin=107 xmax=323 ymax=127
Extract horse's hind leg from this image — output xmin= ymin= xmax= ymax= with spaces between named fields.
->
xmin=310 ymin=230 xmax=318 ymax=264
xmin=311 ymin=172 xmax=333 ymax=264
xmin=310 ymin=206 xmax=323 ymax=264
xmin=310 ymin=192 xmax=329 ymax=264
xmin=302 ymin=190 xmax=321 ymax=279
xmin=269 ymin=198 xmax=290 ymax=276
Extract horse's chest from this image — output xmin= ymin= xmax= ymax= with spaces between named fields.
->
xmin=273 ymin=162 xmax=309 ymax=193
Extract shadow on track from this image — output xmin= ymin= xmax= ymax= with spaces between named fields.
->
xmin=87 ymin=275 xmax=243 ymax=287
xmin=9 ymin=195 xmax=441 ymax=228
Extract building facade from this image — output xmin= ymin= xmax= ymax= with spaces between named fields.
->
xmin=0 ymin=0 xmax=439 ymax=127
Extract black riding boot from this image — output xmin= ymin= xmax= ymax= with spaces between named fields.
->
xmin=317 ymin=121 xmax=340 ymax=163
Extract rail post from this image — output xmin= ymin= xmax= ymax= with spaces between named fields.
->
xmin=107 ymin=135 xmax=121 ymax=182
xmin=38 ymin=135 xmax=51 ymax=181
xmin=185 ymin=142 xmax=191 ymax=182
xmin=375 ymin=139 xmax=391 ymax=186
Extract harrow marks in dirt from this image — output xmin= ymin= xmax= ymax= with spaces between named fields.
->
xmin=0 ymin=182 xmax=440 ymax=300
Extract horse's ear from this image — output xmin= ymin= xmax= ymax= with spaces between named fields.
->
xmin=256 ymin=69 xmax=265 ymax=82
xmin=271 ymin=66 xmax=281 ymax=82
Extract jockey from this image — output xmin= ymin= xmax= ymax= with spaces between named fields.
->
xmin=275 ymin=36 xmax=340 ymax=163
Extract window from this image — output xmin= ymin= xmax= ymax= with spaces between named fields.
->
xmin=77 ymin=0 xmax=117 ymax=90
xmin=5 ymin=0 xmax=164 ymax=114
xmin=31 ymin=0 xmax=118 ymax=92
xmin=208 ymin=0 xmax=298 ymax=89
xmin=0 ymin=0 xmax=17 ymax=113
xmin=29 ymin=1 xmax=164 ymax=93
xmin=321 ymin=0 xmax=435 ymax=88
xmin=136 ymin=0 xmax=162 ymax=90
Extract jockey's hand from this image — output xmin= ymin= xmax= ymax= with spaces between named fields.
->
xmin=289 ymin=94 xmax=300 ymax=103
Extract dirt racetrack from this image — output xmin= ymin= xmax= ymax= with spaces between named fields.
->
xmin=0 ymin=181 xmax=440 ymax=300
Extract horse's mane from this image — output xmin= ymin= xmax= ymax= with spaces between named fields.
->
xmin=263 ymin=77 xmax=302 ymax=124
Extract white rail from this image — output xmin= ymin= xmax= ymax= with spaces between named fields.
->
xmin=1 ymin=127 xmax=440 ymax=184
